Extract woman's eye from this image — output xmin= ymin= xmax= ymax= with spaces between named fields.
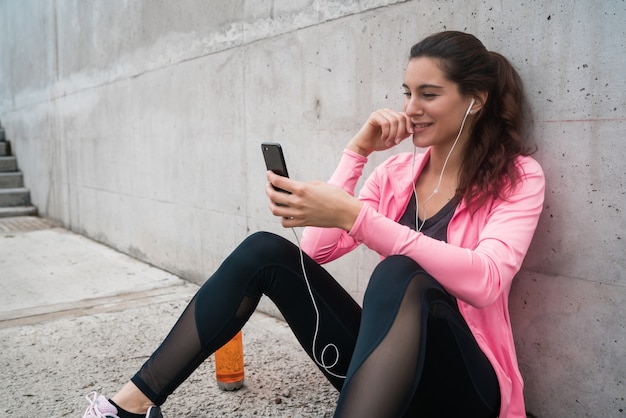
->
xmin=402 ymin=91 xmax=411 ymax=97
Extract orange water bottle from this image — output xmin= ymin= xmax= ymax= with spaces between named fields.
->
xmin=215 ymin=330 xmax=245 ymax=390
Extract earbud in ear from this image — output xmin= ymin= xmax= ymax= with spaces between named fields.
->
xmin=466 ymin=98 xmax=476 ymax=116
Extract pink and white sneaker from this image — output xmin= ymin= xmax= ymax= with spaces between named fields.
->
xmin=82 ymin=391 xmax=163 ymax=418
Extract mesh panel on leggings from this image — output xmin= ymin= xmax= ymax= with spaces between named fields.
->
xmin=333 ymin=260 xmax=500 ymax=418
xmin=334 ymin=273 xmax=425 ymax=417
xmin=132 ymin=296 xmax=208 ymax=404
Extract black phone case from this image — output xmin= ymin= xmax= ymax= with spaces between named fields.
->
xmin=262 ymin=142 xmax=290 ymax=194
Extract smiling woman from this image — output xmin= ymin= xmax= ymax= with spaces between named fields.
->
xmin=83 ymin=31 xmax=544 ymax=418
xmin=400 ymin=58 xmax=480 ymax=224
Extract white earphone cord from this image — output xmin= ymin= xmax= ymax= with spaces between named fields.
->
xmin=287 ymin=100 xmax=474 ymax=379
xmin=412 ymin=99 xmax=474 ymax=231
xmin=291 ymin=228 xmax=346 ymax=379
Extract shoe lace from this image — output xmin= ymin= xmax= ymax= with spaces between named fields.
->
xmin=82 ymin=391 xmax=120 ymax=418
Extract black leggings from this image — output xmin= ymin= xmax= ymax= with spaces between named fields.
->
xmin=131 ymin=232 xmax=500 ymax=417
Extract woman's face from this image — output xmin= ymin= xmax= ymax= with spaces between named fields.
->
xmin=402 ymin=57 xmax=474 ymax=150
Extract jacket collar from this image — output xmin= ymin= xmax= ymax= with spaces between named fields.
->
xmin=388 ymin=147 xmax=431 ymax=199
xmin=387 ymin=147 xmax=469 ymax=216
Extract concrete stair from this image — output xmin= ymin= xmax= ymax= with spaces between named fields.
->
xmin=0 ymin=172 xmax=24 ymax=188
xmin=0 ymin=126 xmax=37 ymax=218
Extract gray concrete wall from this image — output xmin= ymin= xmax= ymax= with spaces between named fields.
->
xmin=1 ymin=0 xmax=624 ymax=416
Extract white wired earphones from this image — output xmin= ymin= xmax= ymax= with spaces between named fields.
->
xmin=412 ymin=98 xmax=475 ymax=231
xmin=287 ymin=98 xmax=476 ymax=380
xmin=291 ymin=228 xmax=346 ymax=379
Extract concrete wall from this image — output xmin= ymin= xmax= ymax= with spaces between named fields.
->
xmin=1 ymin=0 xmax=624 ymax=416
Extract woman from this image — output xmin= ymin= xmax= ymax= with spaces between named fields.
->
xmin=83 ymin=31 xmax=544 ymax=418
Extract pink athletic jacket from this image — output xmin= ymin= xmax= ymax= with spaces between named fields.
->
xmin=301 ymin=148 xmax=545 ymax=417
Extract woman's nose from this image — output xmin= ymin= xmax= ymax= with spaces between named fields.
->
xmin=404 ymin=97 xmax=422 ymax=116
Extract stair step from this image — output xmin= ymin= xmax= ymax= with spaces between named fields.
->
xmin=0 ymin=156 xmax=17 ymax=172
xmin=0 ymin=172 xmax=24 ymax=188
xmin=0 ymin=141 xmax=9 ymax=157
xmin=0 ymin=188 xmax=31 ymax=207
xmin=0 ymin=206 xmax=38 ymax=218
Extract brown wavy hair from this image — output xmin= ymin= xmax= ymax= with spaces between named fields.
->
xmin=410 ymin=31 xmax=534 ymax=209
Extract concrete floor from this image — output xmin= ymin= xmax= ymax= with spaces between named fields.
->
xmin=0 ymin=217 xmax=337 ymax=417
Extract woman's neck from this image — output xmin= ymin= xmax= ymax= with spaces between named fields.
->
xmin=426 ymin=141 xmax=466 ymax=179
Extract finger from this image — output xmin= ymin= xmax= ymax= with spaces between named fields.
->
xmin=374 ymin=113 xmax=391 ymax=145
xmin=376 ymin=110 xmax=396 ymax=145
xmin=384 ymin=110 xmax=412 ymax=144
xmin=379 ymin=109 xmax=404 ymax=145
xmin=266 ymin=183 xmax=289 ymax=209
xmin=280 ymin=216 xmax=297 ymax=228
xmin=266 ymin=170 xmax=281 ymax=189
xmin=269 ymin=201 xmax=292 ymax=221
xmin=267 ymin=170 xmax=294 ymax=194
xmin=391 ymin=111 xmax=413 ymax=143
xmin=403 ymin=112 xmax=415 ymax=137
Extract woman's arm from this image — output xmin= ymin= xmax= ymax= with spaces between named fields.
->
xmin=267 ymin=109 xmax=414 ymax=263
xmin=299 ymin=149 xmax=370 ymax=263
xmin=349 ymin=156 xmax=545 ymax=308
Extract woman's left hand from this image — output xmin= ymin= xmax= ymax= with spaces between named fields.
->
xmin=265 ymin=171 xmax=363 ymax=231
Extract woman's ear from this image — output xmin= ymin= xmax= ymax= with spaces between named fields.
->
xmin=470 ymin=91 xmax=488 ymax=114
xmin=470 ymin=91 xmax=489 ymax=115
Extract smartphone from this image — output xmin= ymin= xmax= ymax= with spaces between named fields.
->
xmin=261 ymin=142 xmax=290 ymax=194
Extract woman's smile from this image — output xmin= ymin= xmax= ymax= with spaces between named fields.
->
xmin=403 ymin=57 xmax=473 ymax=150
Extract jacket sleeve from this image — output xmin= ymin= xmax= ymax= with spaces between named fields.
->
xmin=348 ymin=157 xmax=546 ymax=308
xmin=300 ymin=149 xmax=369 ymax=263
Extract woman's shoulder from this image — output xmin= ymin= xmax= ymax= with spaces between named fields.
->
xmin=376 ymin=149 xmax=426 ymax=170
xmin=370 ymin=152 xmax=420 ymax=181
xmin=514 ymin=154 xmax=545 ymax=180
xmin=502 ymin=154 xmax=546 ymax=203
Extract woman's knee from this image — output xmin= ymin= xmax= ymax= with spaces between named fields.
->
xmin=363 ymin=256 xmax=436 ymax=308
xmin=201 ymin=231 xmax=293 ymax=290
xmin=369 ymin=255 xmax=426 ymax=287
xmin=242 ymin=230 xmax=293 ymax=250
xmin=196 ymin=232 xmax=293 ymax=315
xmin=232 ymin=231 xmax=297 ymax=262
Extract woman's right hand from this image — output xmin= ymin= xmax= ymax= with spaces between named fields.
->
xmin=347 ymin=109 xmax=414 ymax=157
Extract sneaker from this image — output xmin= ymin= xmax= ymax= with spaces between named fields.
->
xmin=82 ymin=392 xmax=119 ymax=418
xmin=82 ymin=391 xmax=163 ymax=418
